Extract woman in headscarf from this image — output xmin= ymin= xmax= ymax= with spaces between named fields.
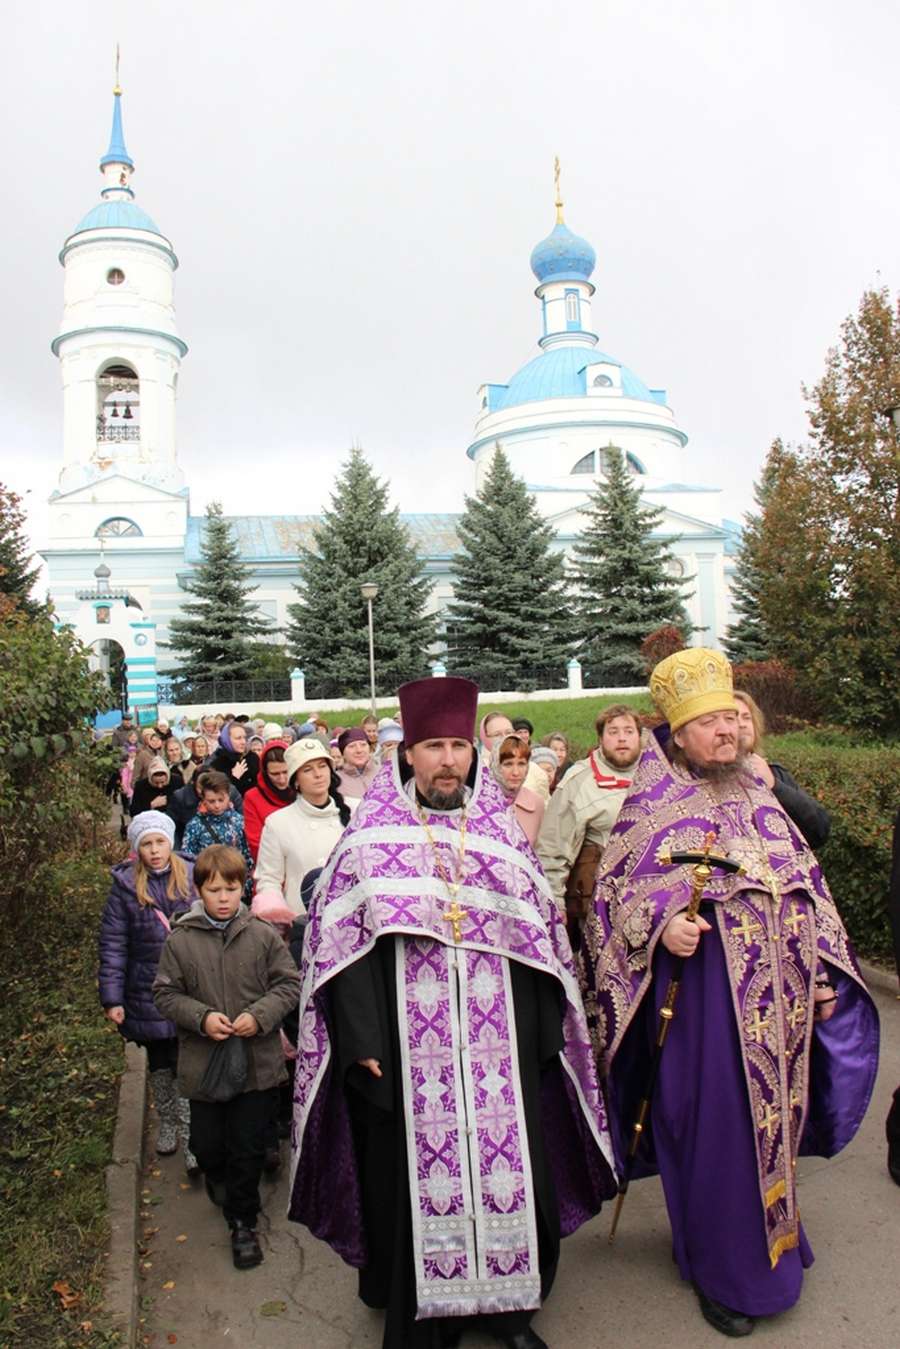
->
xmin=490 ymin=732 xmax=545 ymax=846
xmin=243 ymin=741 xmax=296 ymax=861
xmin=541 ymin=731 xmax=573 ymax=788
xmin=164 ymin=735 xmax=187 ymax=790
xmin=129 ymin=757 xmax=175 ymax=816
xmin=208 ymin=719 xmax=260 ymax=798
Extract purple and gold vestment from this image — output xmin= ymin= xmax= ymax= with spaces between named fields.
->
xmin=289 ymin=755 xmax=616 ymax=1321
xmin=582 ymin=731 xmax=879 ymax=1315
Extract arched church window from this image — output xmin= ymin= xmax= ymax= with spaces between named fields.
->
xmin=592 ymin=373 xmax=613 ymax=387
xmin=96 ymin=518 xmax=143 ymax=538
xmin=107 ymin=268 xmax=125 ymax=286
xmin=97 ymin=364 xmax=140 ymax=447
xmin=565 ymin=291 xmax=579 ymax=323
xmin=571 ymin=451 xmax=596 ymax=475
xmin=626 ymin=452 xmax=646 ymax=475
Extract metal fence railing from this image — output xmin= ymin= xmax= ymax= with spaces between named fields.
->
xmin=157 ymin=677 xmax=292 ymax=706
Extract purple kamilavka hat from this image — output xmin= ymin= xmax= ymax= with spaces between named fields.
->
xmin=398 ymin=676 xmax=479 ymax=747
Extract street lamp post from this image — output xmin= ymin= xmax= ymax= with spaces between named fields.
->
xmin=360 ymin=581 xmax=379 ymax=719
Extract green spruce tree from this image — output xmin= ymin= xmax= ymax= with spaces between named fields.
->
xmin=447 ymin=446 xmax=572 ymax=684
xmin=167 ymin=502 xmax=270 ymax=683
xmin=286 ymin=448 xmax=436 ymax=694
xmin=0 ymin=484 xmax=41 ymax=617
xmin=570 ymin=448 xmax=692 ymax=684
xmin=722 ymin=452 xmax=777 ymax=664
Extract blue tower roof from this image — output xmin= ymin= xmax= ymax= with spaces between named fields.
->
xmin=72 ymin=201 xmax=161 ymax=236
xmin=488 ymin=345 xmax=663 ymax=412
xmin=530 ymin=221 xmax=596 ymax=284
xmin=100 ymin=91 xmax=134 ymax=169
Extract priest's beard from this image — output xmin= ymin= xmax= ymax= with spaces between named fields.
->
xmin=421 ymin=785 xmax=467 ymax=811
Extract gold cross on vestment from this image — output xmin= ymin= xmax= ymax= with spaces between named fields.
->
xmin=784 ymin=904 xmax=805 ymax=937
xmin=749 ymin=1007 xmax=773 ymax=1044
xmin=734 ymin=912 xmax=762 ymax=947
xmin=758 ymin=1102 xmax=781 ymax=1139
xmin=789 ymin=1087 xmax=803 ymax=1112
xmin=786 ymin=999 xmax=806 ymax=1031
xmin=443 ymin=900 xmax=469 ymax=944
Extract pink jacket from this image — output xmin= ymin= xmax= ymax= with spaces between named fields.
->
xmin=513 ymin=785 xmax=544 ymax=847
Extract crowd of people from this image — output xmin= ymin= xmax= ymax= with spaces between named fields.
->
xmin=96 ymin=654 xmax=889 ymax=1349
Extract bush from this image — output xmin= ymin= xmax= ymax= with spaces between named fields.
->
xmin=0 ymin=610 xmax=110 ymax=905
xmin=733 ymin=659 xmax=819 ymax=732
xmin=0 ymin=854 xmax=125 ymax=1347
xmin=768 ymin=735 xmax=899 ymax=962
xmin=640 ymin=625 xmax=687 ymax=674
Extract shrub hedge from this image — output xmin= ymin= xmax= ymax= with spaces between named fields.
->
xmin=768 ymin=735 xmax=899 ymax=964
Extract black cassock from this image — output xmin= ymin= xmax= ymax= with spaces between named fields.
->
xmin=330 ymin=935 xmax=564 ymax=1349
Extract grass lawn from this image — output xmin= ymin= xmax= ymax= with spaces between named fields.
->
xmin=256 ymin=692 xmax=654 ymax=758
xmin=0 ymin=854 xmax=126 ymax=1348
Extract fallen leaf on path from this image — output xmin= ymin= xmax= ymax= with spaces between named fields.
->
xmin=51 ymin=1280 xmax=82 ymax=1310
xmin=167 ymin=1335 xmax=178 ymax=1344
xmin=162 ymin=1280 xmax=176 ymax=1290
xmin=175 ymin=1234 xmax=187 ymax=1243
xmin=80 ymin=1321 xmax=93 ymax=1333
xmin=178 ymin=1182 xmax=191 ymax=1191
xmin=259 ymin=1300 xmax=288 ymax=1317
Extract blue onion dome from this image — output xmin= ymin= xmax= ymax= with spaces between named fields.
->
xmin=72 ymin=201 xmax=161 ymax=236
xmin=530 ymin=221 xmax=596 ymax=284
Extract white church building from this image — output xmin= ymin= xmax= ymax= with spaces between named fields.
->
xmin=42 ymin=85 xmax=738 ymax=706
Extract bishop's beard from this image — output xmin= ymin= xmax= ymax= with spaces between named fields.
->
xmin=668 ymin=743 xmax=750 ymax=785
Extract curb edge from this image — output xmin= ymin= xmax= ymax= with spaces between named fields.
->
xmin=104 ymin=1041 xmax=147 ymax=1348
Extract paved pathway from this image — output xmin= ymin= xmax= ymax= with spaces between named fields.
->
xmin=140 ymin=984 xmax=900 ymax=1349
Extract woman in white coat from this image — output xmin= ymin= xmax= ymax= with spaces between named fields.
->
xmin=254 ymin=738 xmax=355 ymax=914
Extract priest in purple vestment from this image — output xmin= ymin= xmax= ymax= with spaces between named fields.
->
xmin=581 ymin=648 xmax=879 ymax=1339
xmin=289 ymin=676 xmax=617 ymax=1349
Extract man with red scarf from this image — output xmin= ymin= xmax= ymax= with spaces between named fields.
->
xmin=537 ymin=703 xmax=642 ymax=941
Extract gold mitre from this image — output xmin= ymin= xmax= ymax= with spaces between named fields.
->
xmin=649 ymin=647 xmax=738 ymax=732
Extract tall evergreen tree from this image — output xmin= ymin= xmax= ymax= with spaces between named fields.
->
xmin=286 ymin=448 xmax=436 ymax=694
xmin=0 ymin=484 xmax=41 ymax=617
xmin=722 ymin=453 xmax=777 ymax=663
xmin=447 ymin=447 xmax=572 ymax=684
xmin=167 ymin=502 xmax=270 ymax=682
xmin=754 ymin=289 xmax=900 ymax=734
xmin=570 ymin=448 xmax=692 ymax=684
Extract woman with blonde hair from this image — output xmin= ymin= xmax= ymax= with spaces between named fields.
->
xmin=98 ymin=811 xmax=198 ymax=1172
xmin=734 ymin=689 xmax=831 ymax=849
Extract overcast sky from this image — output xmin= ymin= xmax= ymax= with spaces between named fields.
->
xmin=3 ymin=0 xmax=899 ymax=565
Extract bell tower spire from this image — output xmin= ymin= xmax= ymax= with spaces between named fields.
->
xmin=100 ymin=48 xmax=135 ymax=201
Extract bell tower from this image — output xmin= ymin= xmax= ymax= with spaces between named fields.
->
xmin=52 ymin=71 xmax=187 ymax=494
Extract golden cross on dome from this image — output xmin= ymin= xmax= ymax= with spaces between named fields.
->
xmin=443 ymin=900 xmax=469 ymax=944
xmin=114 ymin=43 xmax=122 ymax=95
xmin=554 ymin=156 xmax=564 ymax=224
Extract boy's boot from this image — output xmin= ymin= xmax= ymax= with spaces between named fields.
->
xmin=149 ymin=1070 xmax=178 ymax=1156
xmin=175 ymin=1094 xmax=200 ymax=1176
xmin=230 ymin=1221 xmax=263 ymax=1270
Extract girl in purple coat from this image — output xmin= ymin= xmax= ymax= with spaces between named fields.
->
xmin=98 ymin=811 xmax=198 ymax=1172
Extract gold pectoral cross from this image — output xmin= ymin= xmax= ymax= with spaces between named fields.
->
xmin=443 ymin=899 xmax=469 ymax=944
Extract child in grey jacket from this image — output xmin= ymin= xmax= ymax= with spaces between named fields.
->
xmin=153 ymin=843 xmax=300 ymax=1269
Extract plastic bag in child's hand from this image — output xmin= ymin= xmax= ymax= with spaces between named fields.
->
xmin=198 ymin=1035 xmax=248 ymax=1101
